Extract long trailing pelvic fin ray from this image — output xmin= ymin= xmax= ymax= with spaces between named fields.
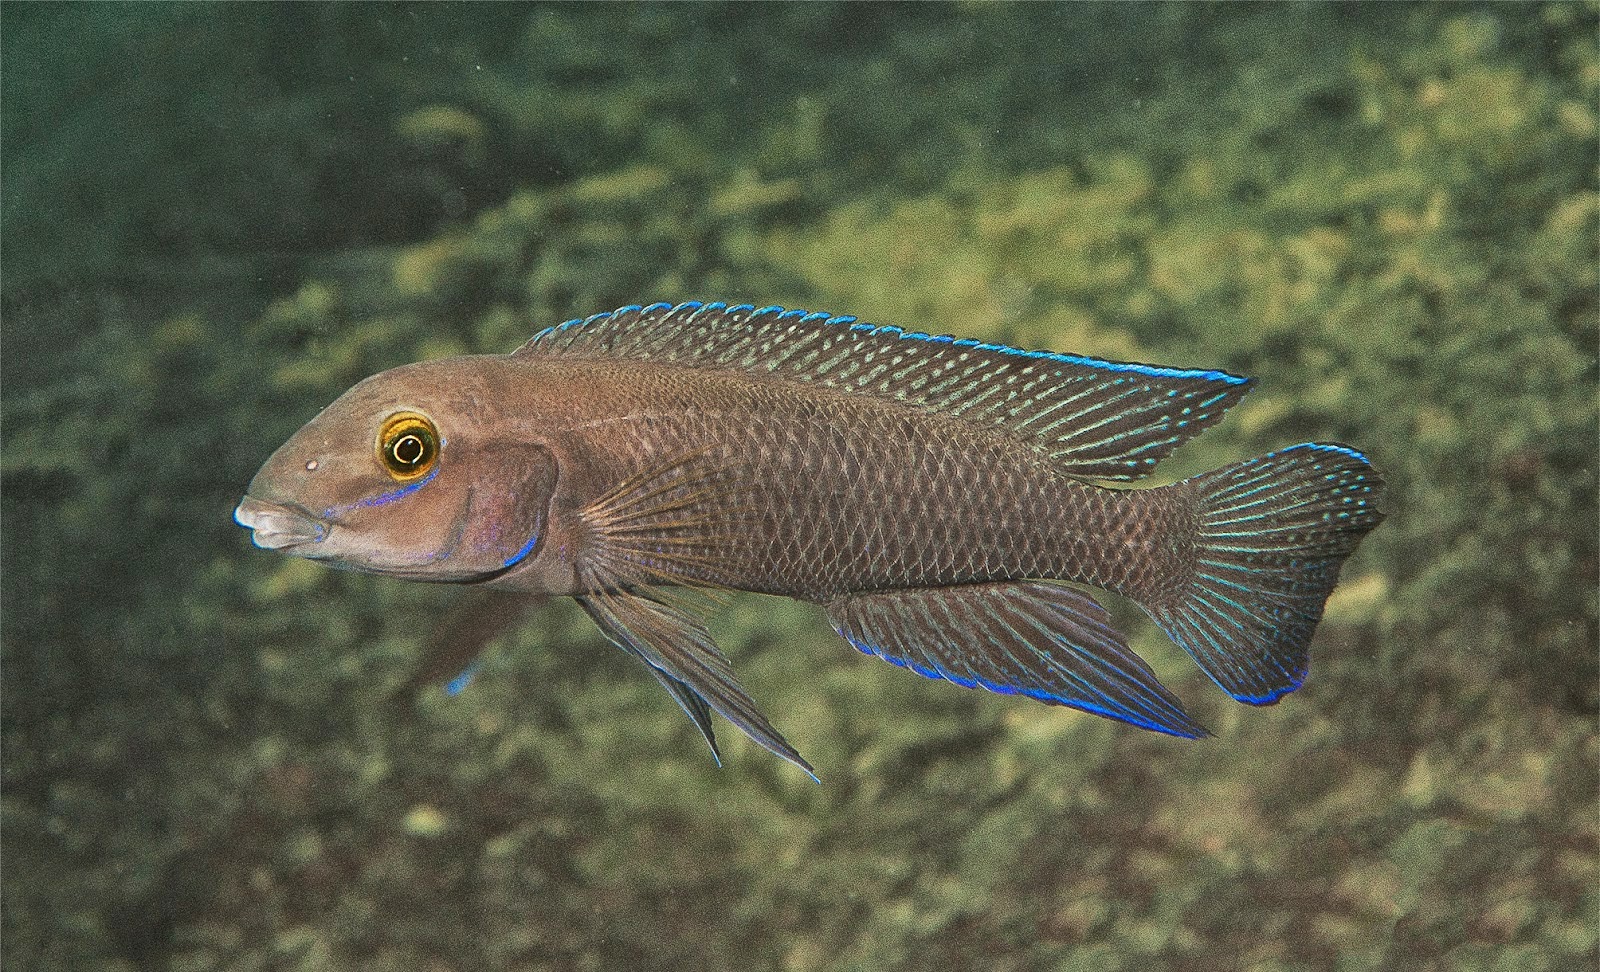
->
xmin=621 ymin=642 xmax=723 ymax=767
xmin=573 ymin=447 xmax=812 ymax=775
xmin=578 ymin=587 xmax=816 ymax=779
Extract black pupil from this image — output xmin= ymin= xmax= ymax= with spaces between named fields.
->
xmin=392 ymin=433 xmax=426 ymax=465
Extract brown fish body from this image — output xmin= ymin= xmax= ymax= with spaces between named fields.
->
xmin=236 ymin=301 xmax=1383 ymax=775
xmin=489 ymin=356 xmax=1183 ymax=605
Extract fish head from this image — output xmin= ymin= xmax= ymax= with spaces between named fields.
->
xmin=234 ymin=359 xmax=557 ymax=582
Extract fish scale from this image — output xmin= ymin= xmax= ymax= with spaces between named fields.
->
xmin=236 ymin=300 xmax=1383 ymax=774
xmin=558 ymin=391 xmax=1174 ymax=603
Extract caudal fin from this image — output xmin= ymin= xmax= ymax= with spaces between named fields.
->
xmin=1144 ymin=443 xmax=1384 ymax=705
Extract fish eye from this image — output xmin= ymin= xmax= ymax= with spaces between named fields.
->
xmin=376 ymin=411 xmax=439 ymax=481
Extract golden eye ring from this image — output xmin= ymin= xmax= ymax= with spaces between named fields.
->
xmin=377 ymin=411 xmax=439 ymax=481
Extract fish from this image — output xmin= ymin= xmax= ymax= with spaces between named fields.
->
xmin=234 ymin=300 xmax=1384 ymax=776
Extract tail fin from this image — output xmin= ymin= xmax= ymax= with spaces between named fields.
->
xmin=1144 ymin=443 xmax=1384 ymax=705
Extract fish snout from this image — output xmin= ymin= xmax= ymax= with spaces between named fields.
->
xmin=233 ymin=495 xmax=328 ymax=550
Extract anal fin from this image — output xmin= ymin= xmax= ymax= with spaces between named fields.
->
xmin=828 ymin=581 xmax=1207 ymax=738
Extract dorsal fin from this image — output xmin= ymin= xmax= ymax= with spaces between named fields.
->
xmin=515 ymin=301 xmax=1252 ymax=480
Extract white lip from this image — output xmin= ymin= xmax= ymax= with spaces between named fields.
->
xmin=233 ymin=495 xmax=327 ymax=550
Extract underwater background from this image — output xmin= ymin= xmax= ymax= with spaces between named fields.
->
xmin=2 ymin=4 xmax=1595 ymax=970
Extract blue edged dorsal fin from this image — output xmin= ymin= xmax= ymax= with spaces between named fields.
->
xmin=515 ymin=301 xmax=1251 ymax=480
xmin=827 ymin=581 xmax=1208 ymax=738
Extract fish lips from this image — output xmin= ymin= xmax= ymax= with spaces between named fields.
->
xmin=233 ymin=495 xmax=329 ymax=551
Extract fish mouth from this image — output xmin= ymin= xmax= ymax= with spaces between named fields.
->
xmin=233 ymin=495 xmax=328 ymax=551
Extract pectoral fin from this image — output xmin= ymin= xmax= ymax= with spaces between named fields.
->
xmin=578 ymin=588 xmax=815 ymax=779
xmin=828 ymin=581 xmax=1207 ymax=738
xmin=577 ymin=445 xmax=747 ymax=589
xmin=570 ymin=447 xmax=811 ymax=775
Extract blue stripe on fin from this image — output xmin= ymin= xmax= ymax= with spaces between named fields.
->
xmin=445 ymin=659 xmax=481 ymax=696
xmin=1143 ymin=443 xmax=1384 ymax=705
xmin=631 ymin=651 xmax=724 ymax=768
xmin=828 ymin=581 xmax=1208 ymax=739
xmin=1303 ymin=442 xmax=1370 ymax=463
xmin=580 ymin=588 xmax=816 ymax=779
xmin=513 ymin=300 xmax=1253 ymax=480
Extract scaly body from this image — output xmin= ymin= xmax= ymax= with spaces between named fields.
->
xmin=235 ymin=301 xmax=1384 ymax=775
xmin=498 ymin=358 xmax=1184 ymax=604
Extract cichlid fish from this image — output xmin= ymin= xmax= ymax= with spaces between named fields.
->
xmin=235 ymin=301 xmax=1383 ymax=776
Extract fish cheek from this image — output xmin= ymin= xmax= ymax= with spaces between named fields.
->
xmin=334 ymin=476 xmax=468 ymax=570
xmin=452 ymin=443 xmax=560 ymax=572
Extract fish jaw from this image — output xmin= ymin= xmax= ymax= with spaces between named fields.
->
xmin=233 ymin=495 xmax=329 ymax=552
